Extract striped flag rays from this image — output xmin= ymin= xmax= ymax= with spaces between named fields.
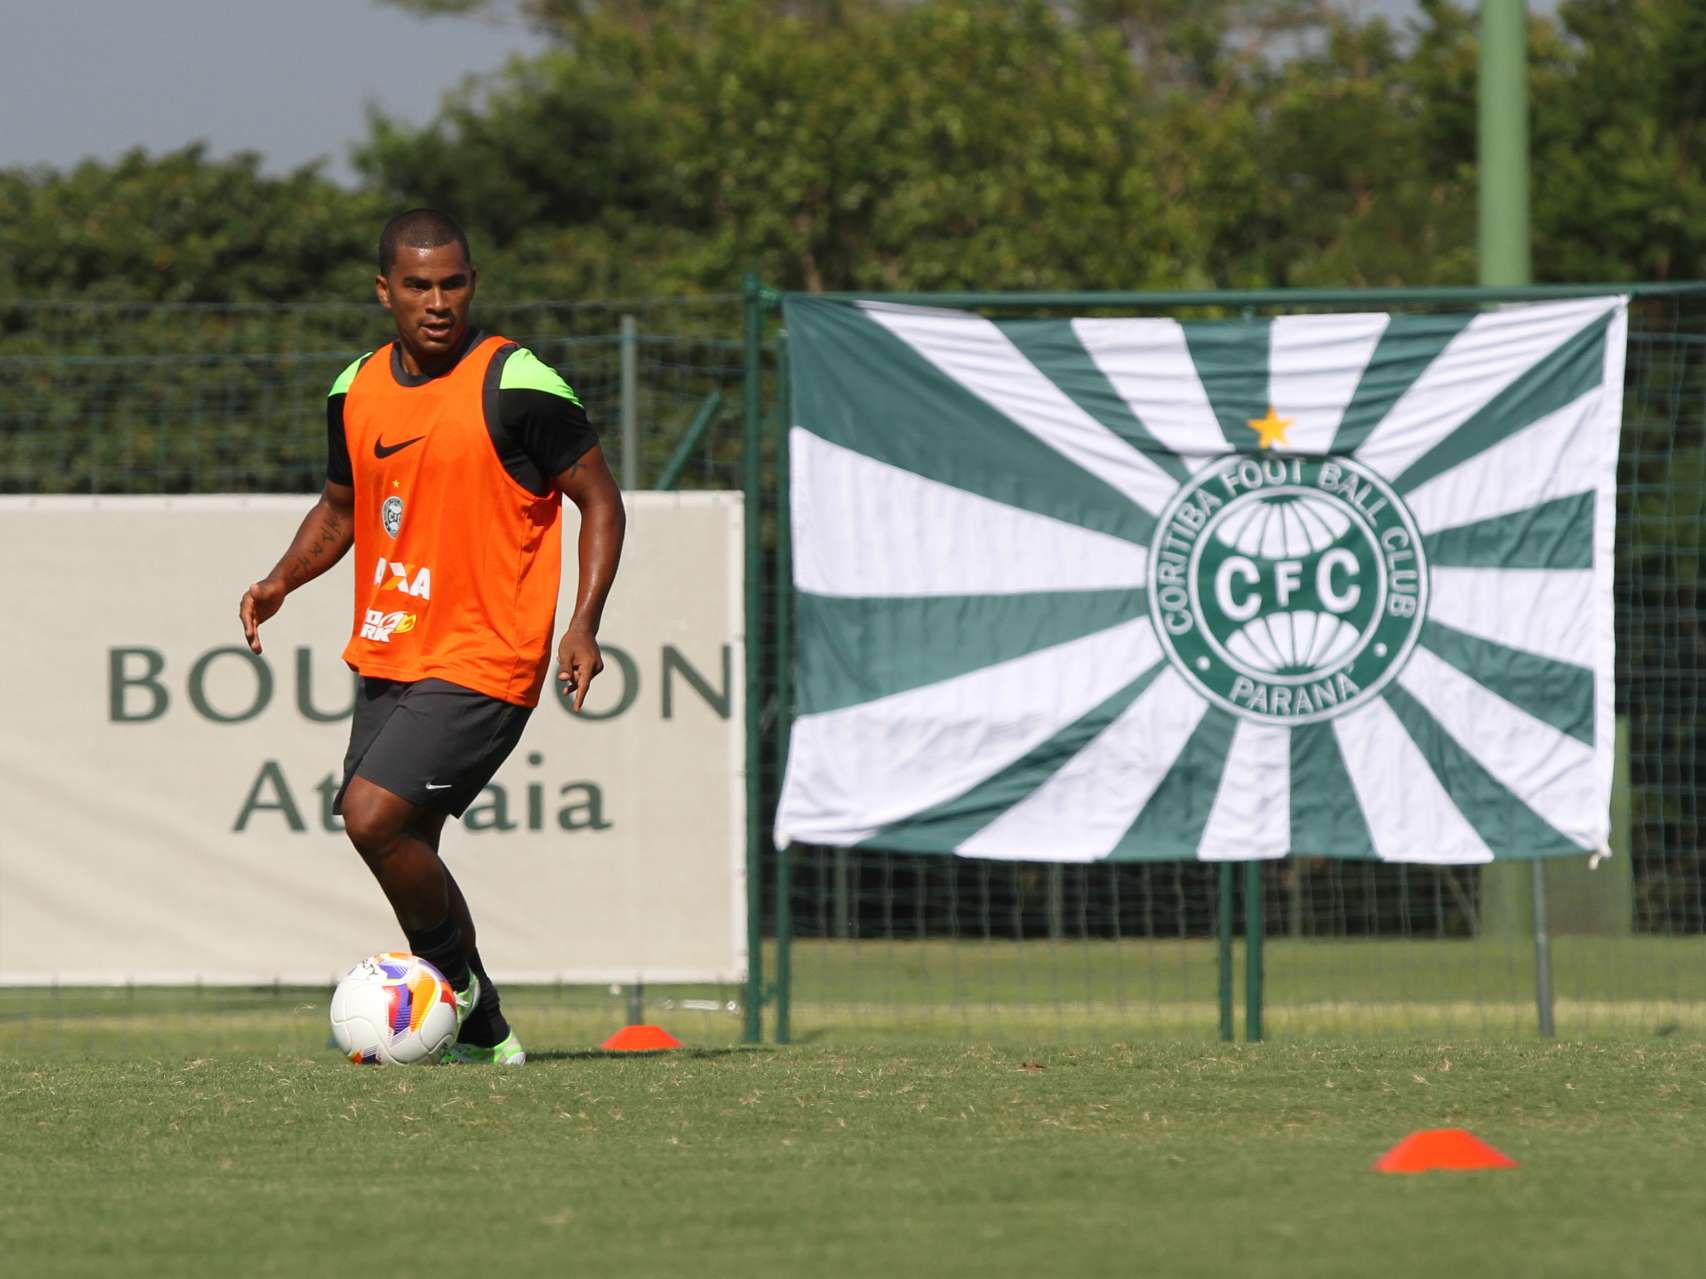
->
xmin=775 ymin=295 xmax=1626 ymax=865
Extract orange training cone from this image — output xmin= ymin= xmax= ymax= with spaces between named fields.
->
xmin=600 ymin=1024 xmax=684 ymax=1052
xmin=1374 ymin=1128 xmax=1518 ymax=1174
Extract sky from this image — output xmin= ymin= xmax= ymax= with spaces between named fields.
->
xmin=1 ymin=1 xmax=1563 ymax=187
xmin=0 ymin=0 xmax=535 ymax=185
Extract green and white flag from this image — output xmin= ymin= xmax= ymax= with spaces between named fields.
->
xmin=774 ymin=295 xmax=1627 ymax=864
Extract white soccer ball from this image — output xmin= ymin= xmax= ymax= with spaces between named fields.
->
xmin=330 ymin=952 xmax=459 ymax=1066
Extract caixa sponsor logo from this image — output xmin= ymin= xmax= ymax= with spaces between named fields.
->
xmin=371 ymin=557 xmax=431 ymax=599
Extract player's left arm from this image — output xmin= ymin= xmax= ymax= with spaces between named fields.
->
xmin=554 ymin=445 xmax=625 ymax=712
xmin=497 ymin=346 xmax=627 ymax=712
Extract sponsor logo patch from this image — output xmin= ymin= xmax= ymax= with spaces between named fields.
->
xmin=371 ymin=556 xmax=431 ymax=599
xmin=359 ymin=609 xmax=417 ymax=643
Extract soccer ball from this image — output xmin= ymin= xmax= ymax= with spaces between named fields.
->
xmin=330 ymin=952 xmax=459 ymax=1065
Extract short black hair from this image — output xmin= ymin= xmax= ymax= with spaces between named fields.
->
xmin=378 ymin=208 xmax=472 ymax=274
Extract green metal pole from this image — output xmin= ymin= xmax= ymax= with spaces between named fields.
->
xmin=1244 ymin=862 xmax=1264 ymax=1043
xmin=1217 ymin=864 xmax=1234 ymax=1043
xmin=1478 ymin=0 xmax=1532 ymax=286
xmin=619 ymin=314 xmax=640 ymax=490
xmin=1610 ymin=714 xmax=1634 ymax=933
xmin=1475 ymin=0 xmax=1532 ymax=954
xmin=797 ymin=282 xmax=1706 ymax=310
xmin=653 ymin=390 xmax=723 ymax=492
xmin=1478 ymin=2 xmax=1558 ymax=1041
xmin=741 ymin=274 xmax=767 ymax=1045
xmin=773 ymin=331 xmax=794 ymax=1046
xmin=775 ymin=847 xmax=792 ymax=1044
xmin=1531 ymin=857 xmax=1556 ymax=1037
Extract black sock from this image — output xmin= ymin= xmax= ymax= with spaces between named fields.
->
xmin=404 ymin=913 xmax=472 ymax=992
xmin=456 ymin=948 xmax=512 ymax=1049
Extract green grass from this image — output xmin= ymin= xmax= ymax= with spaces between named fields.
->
xmin=2 ymin=1028 xmax=1703 ymax=1278
xmin=4 ymin=938 xmax=1701 ymax=1276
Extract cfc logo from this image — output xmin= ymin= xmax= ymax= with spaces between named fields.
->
xmin=1148 ymin=454 xmax=1428 ymax=725
xmin=360 ymin=609 xmax=417 ymax=643
xmin=372 ymin=557 xmax=432 ymax=599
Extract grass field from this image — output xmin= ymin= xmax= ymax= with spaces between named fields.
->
xmin=3 ymin=945 xmax=1704 ymax=1279
xmin=2 ymin=1026 xmax=1702 ymax=1277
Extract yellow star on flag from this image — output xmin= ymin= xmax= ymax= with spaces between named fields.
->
xmin=1246 ymin=406 xmax=1293 ymax=450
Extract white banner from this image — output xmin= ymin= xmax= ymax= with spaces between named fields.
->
xmin=0 ymin=493 xmax=745 ymax=985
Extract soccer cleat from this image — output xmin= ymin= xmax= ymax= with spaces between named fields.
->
xmin=451 ymin=972 xmax=480 ymax=1029
xmin=441 ymin=1030 xmax=526 ymax=1066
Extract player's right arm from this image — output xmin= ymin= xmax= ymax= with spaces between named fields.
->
xmin=239 ymin=353 xmax=367 ymax=654
xmin=239 ymin=479 xmax=356 ymax=654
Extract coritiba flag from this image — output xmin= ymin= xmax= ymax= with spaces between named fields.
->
xmin=774 ymin=296 xmax=1627 ymax=864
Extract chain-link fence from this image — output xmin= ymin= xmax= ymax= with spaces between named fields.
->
xmin=0 ymin=296 xmax=746 ymax=495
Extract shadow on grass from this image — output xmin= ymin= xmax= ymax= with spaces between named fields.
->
xmin=526 ymin=1046 xmax=774 ymax=1062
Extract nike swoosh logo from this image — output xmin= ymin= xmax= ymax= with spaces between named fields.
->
xmin=374 ymin=434 xmax=426 ymax=459
xmin=425 ymin=782 xmax=452 ymax=790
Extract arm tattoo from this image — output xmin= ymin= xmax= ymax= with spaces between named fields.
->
xmin=286 ymin=508 xmax=346 ymax=585
xmin=306 ymin=510 xmax=344 ymax=559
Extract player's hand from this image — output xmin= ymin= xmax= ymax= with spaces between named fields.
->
xmin=557 ymin=623 xmax=604 ymax=712
xmin=240 ymin=578 xmax=287 ymax=654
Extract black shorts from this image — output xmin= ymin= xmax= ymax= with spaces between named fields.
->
xmin=334 ymin=677 xmax=532 ymax=818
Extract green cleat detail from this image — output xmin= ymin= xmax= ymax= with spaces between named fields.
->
xmin=451 ymin=973 xmax=480 ymax=1029
xmin=442 ymin=1030 xmax=526 ymax=1066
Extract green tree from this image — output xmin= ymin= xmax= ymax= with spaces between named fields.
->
xmin=0 ymin=146 xmax=380 ymax=303
xmin=1530 ymin=0 xmax=1706 ymax=282
xmin=359 ymin=0 xmax=1459 ymax=293
xmin=1237 ymin=1 xmax=1479 ymax=287
xmin=9 ymin=0 xmax=1706 ymax=301
xmin=361 ymin=0 xmax=1211 ymax=293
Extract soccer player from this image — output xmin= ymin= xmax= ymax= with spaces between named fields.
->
xmin=238 ymin=208 xmax=625 ymax=1065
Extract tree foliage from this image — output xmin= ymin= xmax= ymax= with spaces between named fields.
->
xmin=1 ymin=0 xmax=1703 ymax=298
xmin=0 ymin=146 xmax=380 ymax=302
xmin=1529 ymin=0 xmax=1706 ymax=281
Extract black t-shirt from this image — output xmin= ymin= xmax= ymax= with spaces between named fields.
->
xmin=326 ymin=334 xmax=598 ymax=496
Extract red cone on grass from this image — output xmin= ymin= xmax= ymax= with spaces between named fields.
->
xmin=1374 ymin=1128 xmax=1518 ymax=1173
xmin=601 ymin=1024 xmax=683 ymax=1051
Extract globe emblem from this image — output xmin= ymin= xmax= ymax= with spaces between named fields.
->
xmin=1148 ymin=454 xmax=1428 ymax=725
xmin=1211 ymin=490 xmax=1367 ymax=678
